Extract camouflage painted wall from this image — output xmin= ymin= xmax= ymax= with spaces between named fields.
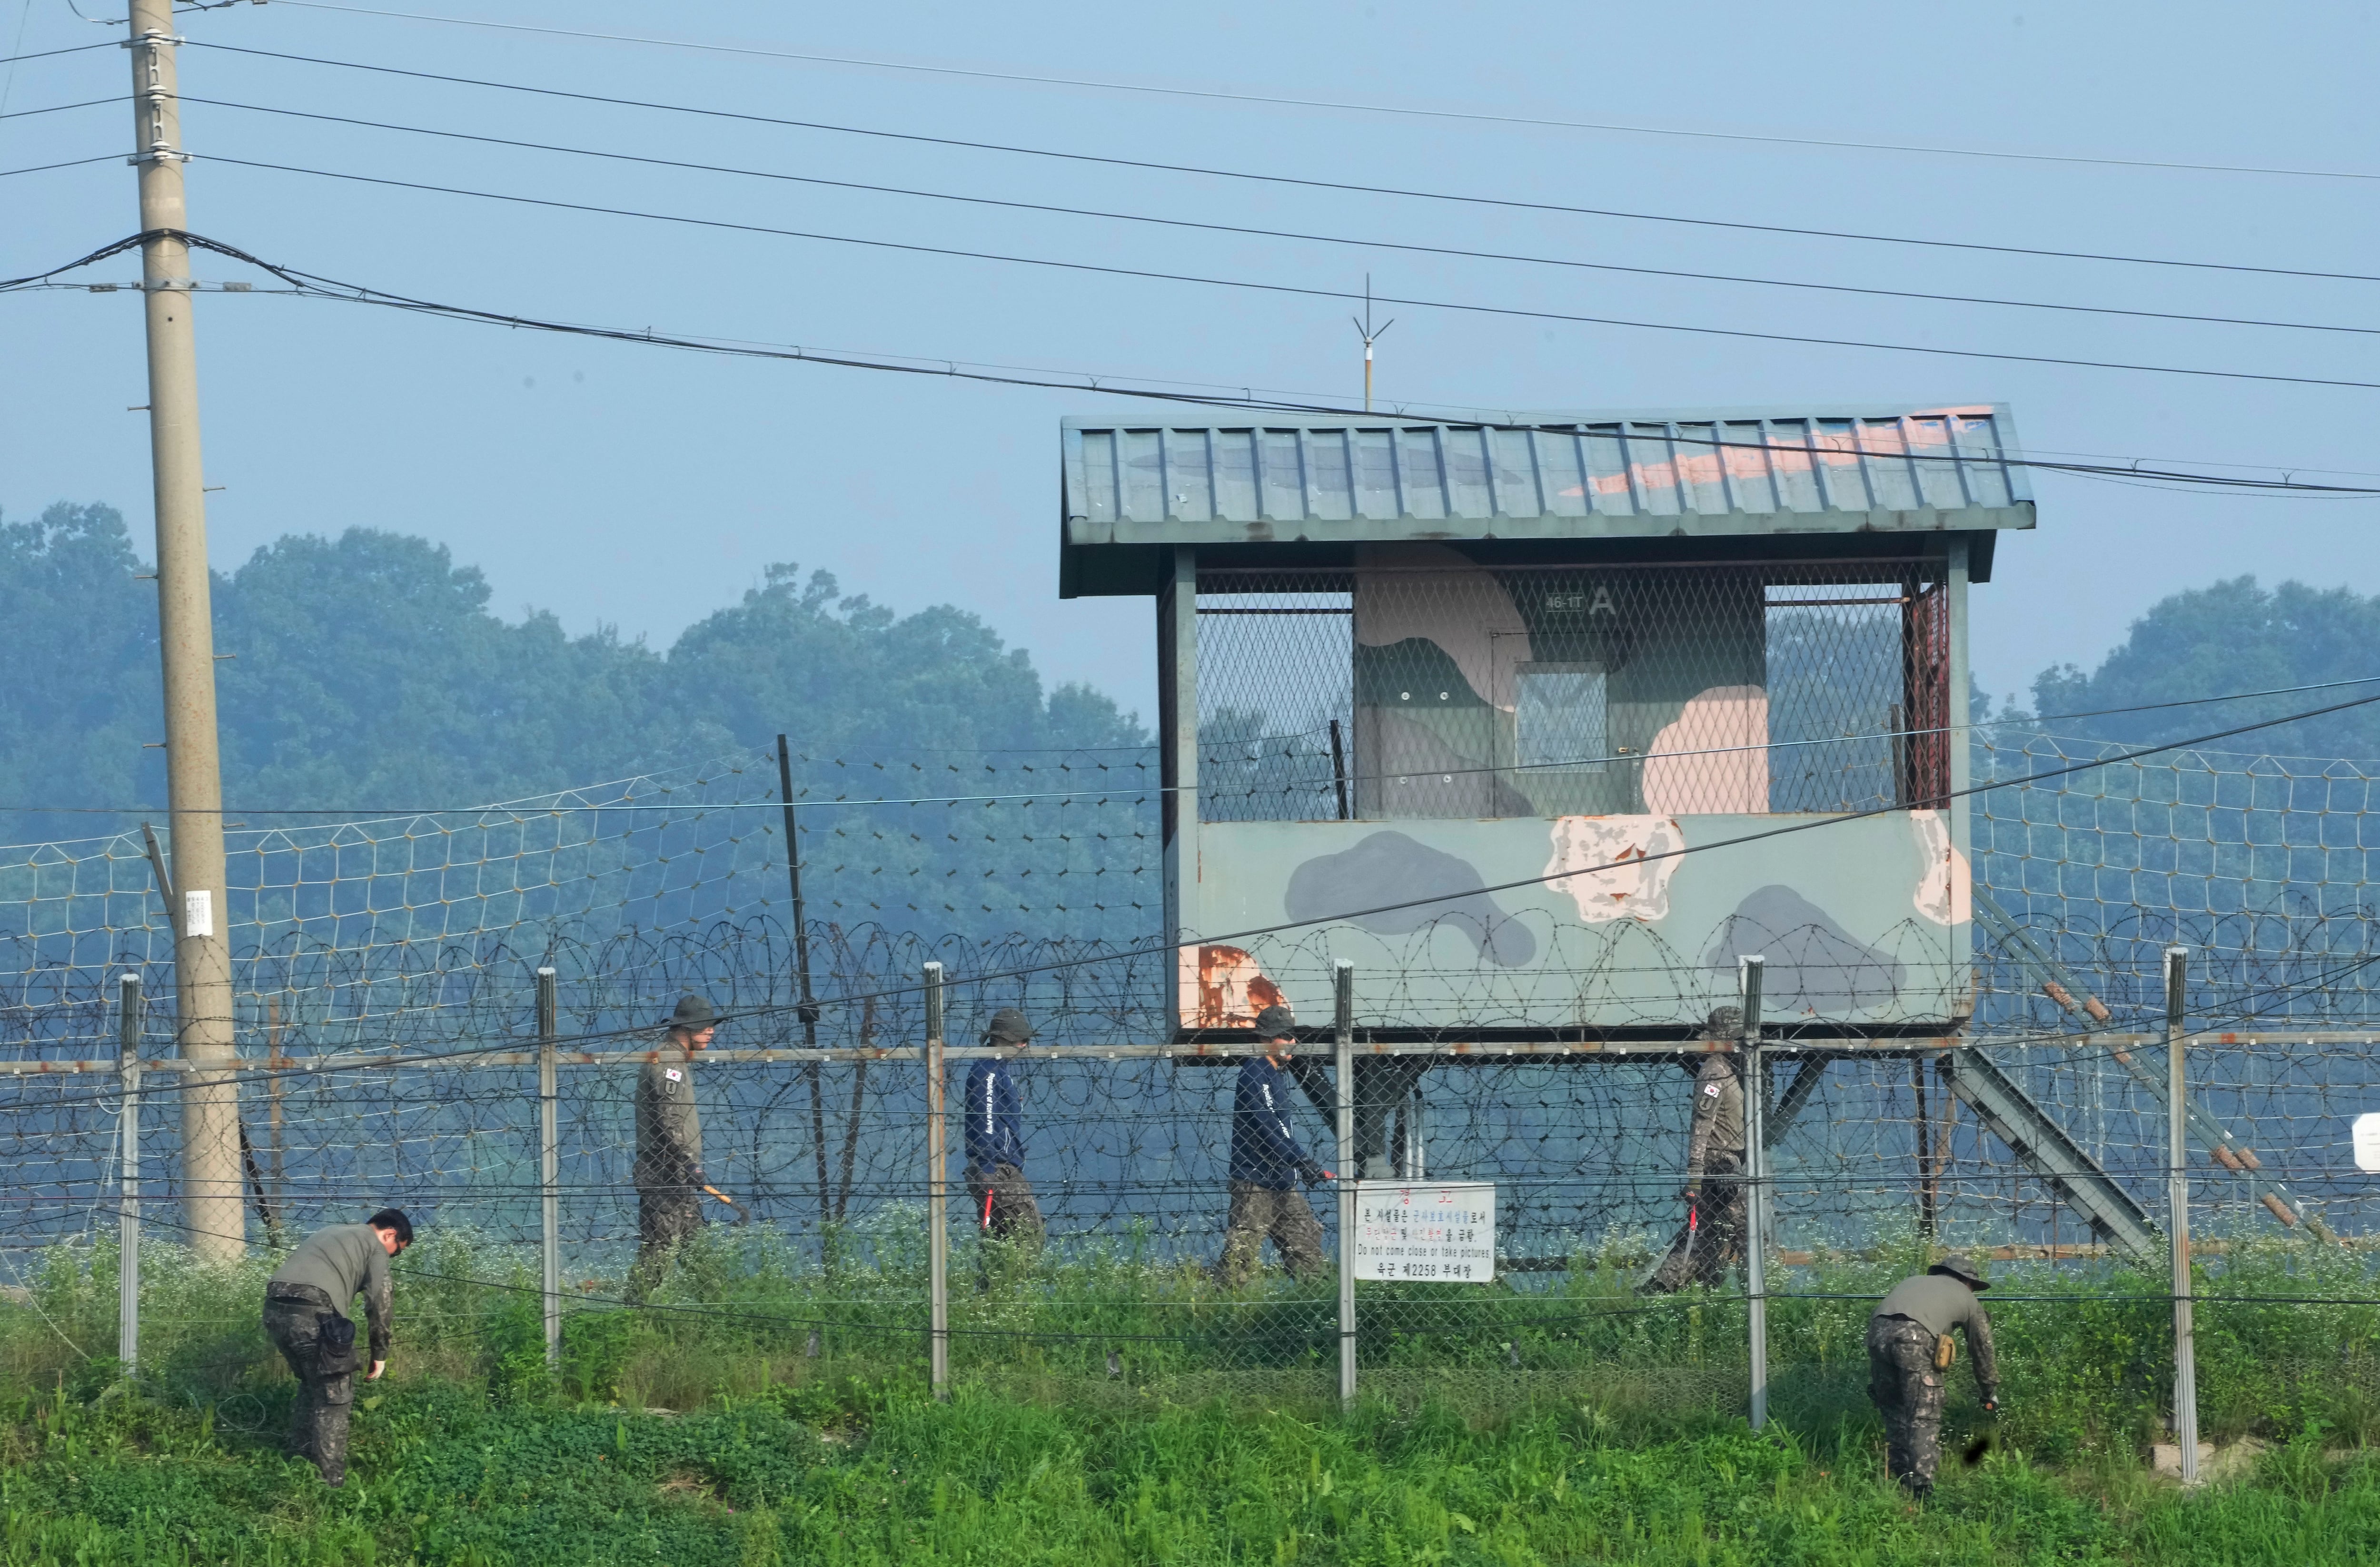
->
xmin=1182 ymin=810 xmax=1972 ymax=1033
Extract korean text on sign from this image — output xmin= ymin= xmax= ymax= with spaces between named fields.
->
xmin=1351 ymin=1182 xmax=1496 ymax=1283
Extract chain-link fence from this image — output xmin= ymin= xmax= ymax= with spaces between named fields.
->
xmin=3 ymin=725 xmax=2379 ymax=1440
xmin=1193 ymin=558 xmax=1951 ymax=823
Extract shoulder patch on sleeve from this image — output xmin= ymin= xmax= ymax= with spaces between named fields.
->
xmin=665 ymin=1068 xmax=683 ymax=1083
xmin=1702 ymin=1082 xmax=1721 ymax=1097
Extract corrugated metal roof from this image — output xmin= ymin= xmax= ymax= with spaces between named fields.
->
xmin=1063 ymin=404 xmax=2031 ymax=535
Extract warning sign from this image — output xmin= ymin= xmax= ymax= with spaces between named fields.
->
xmin=2353 ymin=1113 xmax=2380 ymax=1173
xmin=1352 ymin=1182 xmax=1496 ymax=1282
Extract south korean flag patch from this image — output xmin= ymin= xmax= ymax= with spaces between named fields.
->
xmin=665 ymin=1068 xmax=683 ymax=1084
xmin=1702 ymin=1083 xmax=1721 ymax=1097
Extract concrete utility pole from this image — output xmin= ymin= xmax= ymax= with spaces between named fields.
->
xmin=127 ymin=1 xmax=242 ymax=1265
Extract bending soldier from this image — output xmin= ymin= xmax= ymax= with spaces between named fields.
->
xmin=964 ymin=1007 xmax=1046 ymax=1261
xmin=1217 ymin=1005 xmax=1333 ymax=1286
xmin=262 ymin=1208 xmax=412 ymax=1486
xmin=633 ymin=994 xmax=716 ymax=1286
xmin=1869 ymin=1254 xmax=2000 ymax=1498
xmin=1640 ymin=1007 xmax=1748 ymax=1294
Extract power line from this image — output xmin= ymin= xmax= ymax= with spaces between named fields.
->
xmin=10 ymin=672 xmax=2380 ymax=818
xmin=724 ymin=683 xmax=2380 ymax=1013
xmin=171 ymin=94 xmax=2380 ymax=341
xmin=186 ymin=41 xmax=2380 ymax=289
xmin=182 ymin=158 xmax=2380 ymax=393
xmin=0 ymin=40 xmax=115 ymax=67
xmin=260 ymin=1 xmax=2380 ymax=183
xmin=0 ymin=152 xmax=116 ymax=177
xmin=4 ymin=653 xmax=2369 ymax=1046
xmin=0 ymin=93 xmax=114 ymax=119
xmin=18 ymin=230 xmax=2380 ymax=489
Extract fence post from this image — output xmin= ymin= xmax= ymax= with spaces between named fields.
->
xmin=2166 ymin=945 xmax=2199 ymax=1484
xmin=1739 ymin=955 xmax=1768 ymax=1431
xmin=118 ymin=974 xmax=142 ymax=1379
xmin=923 ymin=961 xmax=949 ymax=1400
xmin=537 ymin=967 xmax=560 ymax=1371
xmin=1334 ymin=960 xmax=1356 ymax=1411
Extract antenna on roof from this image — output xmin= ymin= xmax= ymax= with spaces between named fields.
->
xmin=1350 ymin=274 xmax=1395 ymax=413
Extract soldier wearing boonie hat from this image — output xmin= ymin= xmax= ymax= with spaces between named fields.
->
xmin=1639 ymin=1007 xmax=1749 ymax=1294
xmin=1868 ymin=1253 xmax=2001 ymax=1498
xmin=632 ymin=993 xmax=717 ymax=1290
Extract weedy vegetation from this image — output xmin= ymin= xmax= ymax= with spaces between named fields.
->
xmin=1 ymin=1225 xmax=2377 ymax=1563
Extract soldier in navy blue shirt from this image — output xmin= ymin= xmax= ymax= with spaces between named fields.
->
xmin=1217 ymin=1005 xmax=1331 ymax=1285
xmin=964 ymin=1008 xmax=1045 ymax=1261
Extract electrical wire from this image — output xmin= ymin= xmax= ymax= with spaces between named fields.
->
xmin=675 ymin=683 xmax=2380 ymax=1015
xmin=0 ymin=41 xmax=114 ymax=67
xmin=0 ymin=679 xmax=2366 ymax=1078
xmin=0 ymin=152 xmax=116 ymax=177
xmin=258 ymin=2 xmax=2380 ymax=184
xmin=151 ymin=164 xmax=2380 ymax=392
xmin=167 ymin=94 xmax=2380 ymax=341
xmin=0 ymin=93 xmax=113 ymax=119
xmin=20 ymin=230 xmax=2380 ymax=480
xmin=9 ymin=671 xmax=2380 ymax=819
xmin=183 ymin=40 xmax=2380 ymax=289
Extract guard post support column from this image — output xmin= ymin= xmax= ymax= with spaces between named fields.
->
xmin=1334 ymin=961 xmax=1356 ymax=1411
xmin=924 ymin=962 xmax=950 ymax=1400
xmin=118 ymin=974 xmax=143 ymax=1378
xmin=536 ymin=967 xmax=560 ymax=1370
xmin=2166 ymin=945 xmax=2199 ymax=1484
xmin=1739 ymin=954 xmax=1769 ymax=1431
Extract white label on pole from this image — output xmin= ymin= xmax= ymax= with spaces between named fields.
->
xmin=1352 ymin=1182 xmax=1495 ymax=1282
xmin=2353 ymin=1113 xmax=2380 ymax=1173
xmin=181 ymin=889 xmax=213 ymax=938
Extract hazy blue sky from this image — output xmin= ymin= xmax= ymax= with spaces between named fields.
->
xmin=5 ymin=0 xmax=2375 ymax=735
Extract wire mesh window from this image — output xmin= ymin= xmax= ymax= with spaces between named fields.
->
xmin=1513 ymin=664 xmax=1608 ymax=773
xmin=1194 ymin=557 xmax=1946 ymax=821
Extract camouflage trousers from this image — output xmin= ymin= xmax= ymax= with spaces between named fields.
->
xmin=1218 ymin=1181 xmax=1326 ymax=1286
xmin=1642 ymin=1162 xmax=1746 ymax=1292
xmin=263 ymin=1285 xmax=357 ymax=1485
xmin=965 ymin=1163 xmax=1046 ymax=1245
xmin=1868 ymin=1314 xmax=1948 ymax=1493
xmin=633 ymin=1186 xmax=706 ymax=1291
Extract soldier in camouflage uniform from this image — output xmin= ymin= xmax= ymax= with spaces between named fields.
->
xmin=262 ymin=1209 xmax=411 ymax=1486
xmin=1639 ymin=1008 xmax=1748 ymax=1293
xmin=632 ymin=994 xmax=716 ymax=1289
xmin=1868 ymin=1254 xmax=2001 ymax=1498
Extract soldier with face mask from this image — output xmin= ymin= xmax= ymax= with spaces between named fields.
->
xmin=1638 ymin=1007 xmax=1748 ymax=1294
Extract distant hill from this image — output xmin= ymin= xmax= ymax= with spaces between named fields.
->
xmin=0 ymin=502 xmax=1155 ymax=944
xmin=2016 ymin=576 xmax=2380 ymax=758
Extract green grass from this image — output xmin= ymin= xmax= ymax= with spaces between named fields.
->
xmin=13 ymin=1223 xmax=2378 ymax=1450
xmin=3 ymin=1377 xmax=2380 ymax=1565
xmin=7 ymin=1227 xmax=2380 ymax=1562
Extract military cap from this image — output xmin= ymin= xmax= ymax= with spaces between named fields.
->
xmin=1704 ymin=1005 xmax=1745 ymax=1038
xmin=985 ymin=1007 xmax=1033 ymax=1045
xmin=1929 ymin=1253 xmax=1991 ymax=1290
xmin=666 ymin=993 xmax=717 ymax=1033
xmin=1253 ymin=1004 xmax=1296 ymax=1039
